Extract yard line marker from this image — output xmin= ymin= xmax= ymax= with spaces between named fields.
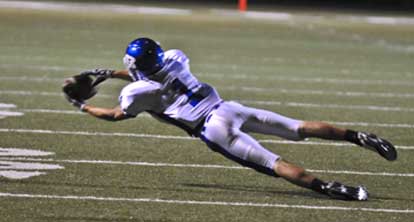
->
xmin=0 ymin=171 xmax=46 ymax=179
xmin=0 ymin=103 xmax=16 ymax=109
xmin=0 ymin=103 xmax=24 ymax=118
xmin=0 ymin=128 xmax=413 ymax=150
xmin=0 ymin=192 xmax=413 ymax=213
xmin=0 ymin=148 xmax=54 ymax=156
xmin=0 ymin=160 xmax=63 ymax=170
xmin=1 ymin=157 xmax=413 ymax=177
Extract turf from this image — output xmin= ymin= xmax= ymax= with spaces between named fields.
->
xmin=0 ymin=2 xmax=414 ymax=222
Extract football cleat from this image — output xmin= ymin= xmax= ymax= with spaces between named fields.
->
xmin=325 ymin=181 xmax=368 ymax=201
xmin=357 ymin=132 xmax=397 ymax=161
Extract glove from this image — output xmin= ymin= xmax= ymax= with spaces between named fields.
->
xmin=62 ymin=75 xmax=97 ymax=103
xmin=80 ymin=69 xmax=115 ymax=87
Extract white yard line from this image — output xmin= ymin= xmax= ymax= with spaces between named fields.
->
xmin=0 ymin=76 xmax=67 ymax=82
xmin=0 ymin=90 xmax=113 ymax=98
xmin=21 ymin=109 xmax=84 ymax=115
xmin=0 ymin=1 xmax=192 ymax=16
xmin=212 ymin=9 xmax=414 ymax=26
xmin=239 ymin=100 xmax=414 ymax=112
xmin=198 ymin=73 xmax=414 ymax=87
xmin=4 ymin=87 xmax=414 ymax=99
xmin=0 ymin=192 xmax=413 ymax=213
xmin=12 ymin=108 xmax=414 ymax=129
xmin=0 ymin=148 xmax=54 ymax=156
xmin=0 ymin=128 xmax=195 ymax=141
xmin=1 ymin=156 xmax=413 ymax=178
xmin=2 ymin=72 xmax=414 ymax=86
xmin=227 ymin=87 xmax=414 ymax=99
xmin=0 ymin=128 xmax=413 ymax=150
xmin=327 ymin=121 xmax=414 ymax=129
xmin=0 ymin=171 xmax=46 ymax=179
xmin=3 ymin=88 xmax=414 ymax=113
xmin=0 ymin=103 xmax=16 ymax=109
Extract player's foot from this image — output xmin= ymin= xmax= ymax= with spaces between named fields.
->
xmin=357 ymin=132 xmax=397 ymax=161
xmin=325 ymin=181 xmax=368 ymax=201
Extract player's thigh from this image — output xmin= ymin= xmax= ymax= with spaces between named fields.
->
xmin=241 ymin=106 xmax=304 ymax=141
xmin=202 ymin=117 xmax=279 ymax=171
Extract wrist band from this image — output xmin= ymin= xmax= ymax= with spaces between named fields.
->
xmin=109 ymin=70 xmax=115 ymax=78
xmin=80 ymin=104 xmax=86 ymax=112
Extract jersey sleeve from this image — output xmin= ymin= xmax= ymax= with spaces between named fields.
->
xmin=118 ymin=81 xmax=162 ymax=117
xmin=164 ymin=49 xmax=190 ymax=70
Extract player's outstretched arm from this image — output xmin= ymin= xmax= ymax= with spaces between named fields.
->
xmin=80 ymin=69 xmax=133 ymax=86
xmin=82 ymin=105 xmax=133 ymax=122
xmin=111 ymin=69 xmax=132 ymax=81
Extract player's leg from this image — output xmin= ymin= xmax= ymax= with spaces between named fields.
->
xmin=239 ymin=104 xmax=396 ymax=161
xmin=298 ymin=121 xmax=397 ymax=161
xmin=274 ymin=159 xmax=368 ymax=201
xmin=239 ymin=105 xmax=304 ymax=141
xmin=201 ymin=120 xmax=367 ymax=200
xmin=200 ymin=102 xmax=367 ymax=200
xmin=200 ymin=119 xmax=280 ymax=177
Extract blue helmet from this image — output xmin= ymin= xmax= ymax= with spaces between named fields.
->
xmin=123 ymin=37 xmax=164 ymax=77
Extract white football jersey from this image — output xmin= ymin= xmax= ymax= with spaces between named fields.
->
xmin=118 ymin=80 xmax=164 ymax=116
xmin=121 ymin=49 xmax=222 ymax=134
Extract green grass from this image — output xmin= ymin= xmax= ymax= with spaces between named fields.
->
xmin=1 ymin=2 xmax=414 ymax=222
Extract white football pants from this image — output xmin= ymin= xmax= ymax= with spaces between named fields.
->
xmin=200 ymin=101 xmax=303 ymax=177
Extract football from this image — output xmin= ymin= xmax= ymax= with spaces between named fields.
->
xmin=62 ymin=75 xmax=97 ymax=101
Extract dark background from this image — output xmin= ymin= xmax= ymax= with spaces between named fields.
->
xmin=56 ymin=0 xmax=414 ymax=12
xmin=138 ymin=0 xmax=414 ymax=12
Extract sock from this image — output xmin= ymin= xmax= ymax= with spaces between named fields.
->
xmin=310 ymin=178 xmax=328 ymax=194
xmin=344 ymin=129 xmax=362 ymax=146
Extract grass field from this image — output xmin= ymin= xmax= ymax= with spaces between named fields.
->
xmin=1 ymin=1 xmax=414 ymax=221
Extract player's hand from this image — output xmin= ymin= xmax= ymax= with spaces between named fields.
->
xmin=80 ymin=69 xmax=115 ymax=86
xmin=64 ymin=94 xmax=85 ymax=111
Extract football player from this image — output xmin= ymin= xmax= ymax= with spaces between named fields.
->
xmin=66 ymin=37 xmax=397 ymax=201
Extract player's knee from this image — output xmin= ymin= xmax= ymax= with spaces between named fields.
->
xmin=298 ymin=121 xmax=324 ymax=138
